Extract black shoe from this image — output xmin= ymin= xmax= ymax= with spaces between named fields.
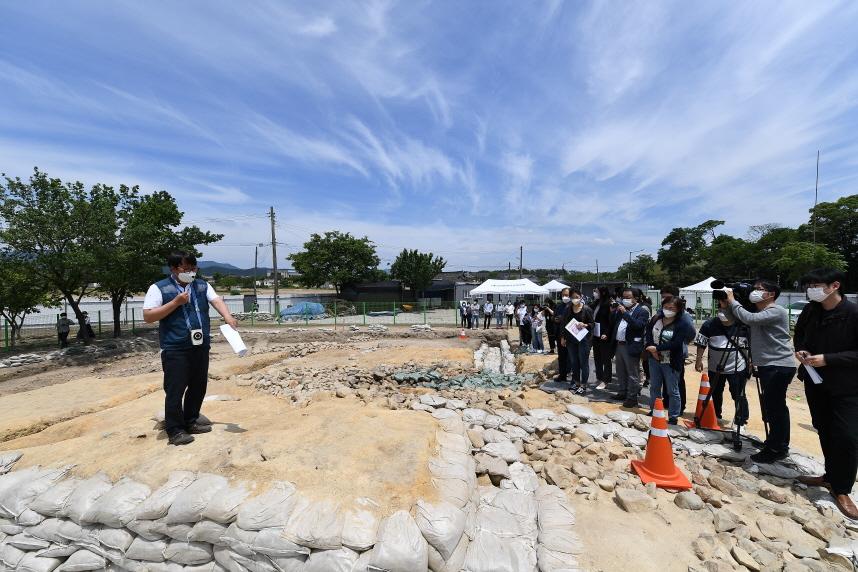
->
xmin=668 ymin=417 xmax=678 ymax=425
xmin=168 ymin=431 xmax=195 ymax=446
xmin=622 ymin=398 xmax=638 ymax=408
xmin=612 ymin=393 xmax=627 ymax=401
xmin=187 ymin=423 xmax=212 ymax=434
xmin=574 ymin=385 xmax=587 ymax=396
xmin=750 ymin=449 xmax=788 ymax=464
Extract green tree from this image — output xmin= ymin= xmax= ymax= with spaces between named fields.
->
xmin=0 ymin=254 xmax=58 ymax=346
xmin=615 ymin=254 xmax=668 ymax=285
xmin=657 ymin=220 xmax=724 ymax=283
xmin=772 ymin=242 xmax=846 ymax=287
xmin=389 ymin=249 xmax=447 ymax=299
xmin=95 ymin=188 xmax=222 ymax=337
xmin=288 ymin=231 xmax=380 ymax=296
xmin=0 ymin=169 xmax=119 ymax=343
xmin=748 ymin=226 xmax=799 ymax=278
xmin=705 ymin=235 xmax=754 ymax=280
xmin=798 ymin=194 xmax=857 ymax=289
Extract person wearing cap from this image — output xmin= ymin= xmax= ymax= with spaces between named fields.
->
xmin=143 ymin=251 xmax=238 ymax=446
xmin=793 ymin=268 xmax=858 ymax=519
xmin=56 ymin=312 xmax=74 ymax=348
xmin=694 ymin=310 xmax=750 ymax=424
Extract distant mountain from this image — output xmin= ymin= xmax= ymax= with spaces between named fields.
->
xmin=198 ymin=264 xmax=273 ymax=277
xmin=198 ymin=260 xmax=240 ymax=270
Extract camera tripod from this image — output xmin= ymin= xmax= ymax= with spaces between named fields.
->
xmin=695 ymin=329 xmax=767 ymax=451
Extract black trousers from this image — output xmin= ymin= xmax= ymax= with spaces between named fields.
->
xmin=547 ymin=326 xmax=556 ymax=352
xmin=506 ymin=315 xmax=514 ymax=327
xmin=484 ymin=315 xmax=491 ymax=329
xmin=805 ymin=382 xmax=858 ymax=494
xmin=161 ymin=346 xmax=210 ymax=436
xmin=557 ymin=339 xmax=569 ymax=379
xmin=58 ymin=332 xmax=69 ymax=348
xmin=710 ymin=370 xmax=750 ymax=424
xmin=758 ymin=365 xmax=797 ymax=455
xmin=460 ymin=313 xmax=467 ymax=328
xmin=592 ymin=339 xmax=613 ymax=382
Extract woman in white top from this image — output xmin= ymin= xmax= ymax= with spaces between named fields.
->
xmin=505 ymin=302 xmax=515 ymax=328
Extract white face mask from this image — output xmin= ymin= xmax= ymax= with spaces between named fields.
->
xmin=571 ymin=298 xmax=581 ymax=306
xmin=806 ymin=287 xmax=831 ymax=303
xmin=177 ymin=271 xmax=197 ymax=284
xmin=662 ymin=309 xmax=676 ymax=318
xmin=593 ymin=292 xmax=600 ymax=299
xmin=561 ymin=296 xmax=571 ymax=304
xmin=749 ymin=290 xmax=767 ymax=304
xmin=622 ymin=299 xmax=634 ymax=308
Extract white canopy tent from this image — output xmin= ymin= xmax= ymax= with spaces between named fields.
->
xmin=542 ymin=279 xmax=569 ymax=292
xmin=679 ymin=277 xmax=718 ymax=292
xmin=467 ymin=279 xmax=550 ymax=298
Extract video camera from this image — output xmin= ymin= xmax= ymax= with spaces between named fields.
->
xmin=711 ymin=279 xmax=756 ymax=312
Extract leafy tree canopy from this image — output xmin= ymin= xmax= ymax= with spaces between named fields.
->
xmin=389 ymin=249 xmax=446 ymax=297
xmin=288 ymin=231 xmax=380 ymax=295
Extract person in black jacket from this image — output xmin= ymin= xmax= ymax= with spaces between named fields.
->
xmin=645 ymin=297 xmax=695 ymax=424
xmin=612 ymin=287 xmax=651 ymax=408
xmin=590 ymin=286 xmax=616 ymax=388
xmin=543 ymin=299 xmax=557 ymax=354
xmin=794 ymin=268 xmax=858 ymax=519
xmin=553 ymin=288 xmax=573 ymax=381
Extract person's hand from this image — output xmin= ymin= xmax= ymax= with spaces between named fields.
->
xmin=174 ymin=290 xmax=191 ymax=306
xmin=616 ymin=304 xmax=626 ymax=314
xmin=560 ymin=338 xmax=566 ymax=347
xmin=225 ymin=316 xmax=238 ymax=329
xmin=805 ymin=354 xmax=826 ymax=367
xmin=795 ymin=350 xmax=810 ymax=364
xmin=695 ymin=360 xmax=704 ymax=373
xmin=725 ymin=288 xmax=735 ymax=304
xmin=600 ymin=334 xmax=607 ymax=340
xmin=646 ymin=345 xmax=658 ymax=356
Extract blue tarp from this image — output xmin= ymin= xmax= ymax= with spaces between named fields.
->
xmin=279 ymin=302 xmax=325 ymax=317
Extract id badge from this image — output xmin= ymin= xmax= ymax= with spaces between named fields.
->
xmin=191 ymin=329 xmax=204 ymax=346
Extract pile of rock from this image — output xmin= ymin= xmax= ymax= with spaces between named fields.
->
xmin=0 ymin=353 xmax=43 ymax=369
xmin=232 ymin=312 xmax=276 ymax=322
xmin=0 ymin=338 xmax=158 ymax=370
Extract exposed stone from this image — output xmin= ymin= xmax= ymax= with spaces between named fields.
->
xmin=709 ymin=476 xmax=742 ymax=498
xmin=504 ymin=397 xmax=529 ymax=416
xmin=788 ymin=542 xmax=819 ymax=559
xmin=693 ymin=533 xmax=718 ymax=561
xmin=596 ymin=478 xmax=616 ymax=492
xmin=713 ymin=510 xmax=740 ymax=533
xmin=803 ymin=518 xmax=837 ymax=542
xmin=675 ymin=491 xmax=705 ymax=510
xmin=466 ymin=429 xmax=485 ymax=449
xmin=731 ymin=546 xmax=760 ymax=571
xmin=545 ymin=463 xmax=575 ymax=490
xmin=615 ymin=487 xmax=656 ymax=513
xmin=571 ymin=461 xmax=600 ymax=481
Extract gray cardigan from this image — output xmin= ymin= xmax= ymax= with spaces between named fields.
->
xmin=728 ymin=301 xmax=795 ymax=368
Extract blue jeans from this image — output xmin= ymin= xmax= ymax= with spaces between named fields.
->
xmin=532 ymin=326 xmax=544 ymax=351
xmin=567 ymin=337 xmax=591 ymax=386
xmin=649 ymin=358 xmax=680 ymax=419
xmin=496 ymin=313 xmax=504 ymax=326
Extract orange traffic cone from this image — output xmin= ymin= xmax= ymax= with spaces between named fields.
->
xmin=631 ymin=398 xmax=692 ymax=490
xmin=458 ymin=328 xmax=467 ymax=341
xmin=684 ymin=373 xmax=720 ymax=430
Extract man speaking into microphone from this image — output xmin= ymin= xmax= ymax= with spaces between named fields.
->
xmin=143 ymin=251 xmax=238 ymax=446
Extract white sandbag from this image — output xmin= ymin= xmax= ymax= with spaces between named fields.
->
xmin=150 ymin=519 xmax=193 ymax=541
xmin=126 ymin=536 xmax=167 ymax=562
xmin=435 ymin=431 xmax=470 ymax=455
xmin=536 ymin=545 xmax=580 ymax=572
xmin=432 ymin=477 xmax=471 ymax=509
xmin=0 ymin=451 xmax=23 ymax=475
xmin=164 ymin=540 xmax=213 ymax=565
xmin=188 ymin=520 xmax=229 ymax=546
xmin=166 ymin=473 xmax=228 ymax=524
xmin=368 ymin=510 xmax=428 ymax=572
xmin=18 ymin=552 xmax=63 ymax=572
xmin=134 ymin=471 xmax=195 ymax=520
xmin=482 ymin=489 xmax=538 ymax=543
xmin=283 ymin=497 xmax=343 ymax=550
xmin=236 ymin=481 xmax=298 ymax=531
xmin=185 ymin=563 xmax=229 ymax=572
xmin=126 ymin=518 xmax=166 ymax=541
xmin=27 ymin=518 xmax=64 ymax=543
xmin=430 ymin=408 xmax=459 ymax=420
xmin=202 ymin=482 xmax=251 ymax=524
xmin=511 ymin=415 xmax=537 ymax=434
xmin=481 ymin=429 xmax=509 ymax=444
xmin=231 ymin=551 xmax=278 ymax=572
xmin=94 ymin=526 xmax=135 ymax=552
xmin=7 ymin=532 xmax=50 ymax=550
xmin=64 ymin=473 xmax=113 ymax=524
xmin=352 ymin=551 xmax=372 ymax=572
xmin=268 ymin=554 xmax=308 ymax=572
xmin=508 ymin=463 xmax=540 ymax=493
xmin=0 ymin=519 xmax=24 ymax=535
xmin=482 ymin=441 xmax=520 ymax=463
xmin=482 ymin=415 xmax=504 ymax=430
xmin=30 ymin=479 xmax=80 ymax=517
xmin=420 ymin=395 xmax=447 ymax=407
xmin=414 ymin=500 xmax=466 ymax=561
xmin=443 ymin=534 xmax=469 ymax=572
xmin=341 ymin=497 xmax=379 ymax=552
xmin=219 ymin=522 xmax=258 ymax=557
xmin=36 ymin=543 xmax=79 ymax=558
xmin=304 ymin=546 xmax=358 ymax=572
xmin=427 ymin=543 xmax=445 ymax=572
xmin=500 ymin=425 xmax=529 ymax=440
xmin=436 ymin=417 xmax=467 ymax=435
xmin=82 ymin=477 xmax=151 ymax=527
xmin=141 ymin=563 xmax=184 ymax=572
xmin=463 ymin=529 xmax=537 ymax=572
xmin=462 ymin=409 xmax=488 ymax=425
xmin=0 ymin=543 xmax=26 ymax=569
xmin=18 ymin=508 xmax=46 ymax=526
xmin=56 ymin=549 xmax=106 ymax=572
xmin=0 ymin=466 xmax=70 ymax=519
xmin=54 ymin=519 xmax=86 ymax=543
xmin=252 ymin=527 xmax=311 ymax=557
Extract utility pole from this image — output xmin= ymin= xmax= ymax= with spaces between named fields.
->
xmin=813 ymin=150 xmax=819 ymax=245
xmin=269 ymin=206 xmax=279 ymax=315
xmin=596 ymin=259 xmax=599 ymax=284
xmin=253 ymin=245 xmax=259 ymax=297
xmin=519 ymin=246 xmax=523 ymax=279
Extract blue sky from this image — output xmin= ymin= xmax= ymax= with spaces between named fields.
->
xmin=2 ymin=1 xmax=858 ymax=273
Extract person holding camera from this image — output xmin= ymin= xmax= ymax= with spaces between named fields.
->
xmin=793 ymin=268 xmax=858 ymax=519
xmin=645 ymin=297 xmax=694 ymax=424
xmin=143 ymin=251 xmax=238 ymax=446
xmin=694 ymin=310 xmax=750 ymax=424
xmin=723 ymin=280 xmax=795 ymax=463
xmin=612 ymin=287 xmax=651 ymax=408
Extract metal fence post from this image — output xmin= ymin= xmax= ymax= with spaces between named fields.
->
xmin=423 ymin=302 xmax=427 ymax=325
xmin=132 ymin=309 xmax=136 ymax=335
xmin=3 ymin=319 xmax=7 ymax=350
xmin=362 ymin=302 xmax=366 ymax=326
xmin=98 ymin=311 xmax=102 ymax=335
xmin=334 ymin=300 xmax=338 ymax=329
xmin=392 ymin=302 xmax=396 ymax=326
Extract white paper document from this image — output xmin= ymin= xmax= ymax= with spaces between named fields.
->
xmin=804 ymin=364 xmax=823 ymax=385
xmin=220 ymin=324 xmax=248 ymax=357
xmin=564 ymin=318 xmax=589 ymax=342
